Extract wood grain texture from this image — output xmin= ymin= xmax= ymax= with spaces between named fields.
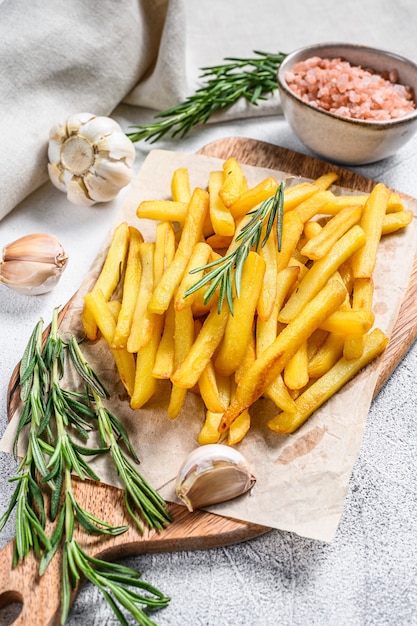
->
xmin=2 ymin=137 xmax=417 ymax=625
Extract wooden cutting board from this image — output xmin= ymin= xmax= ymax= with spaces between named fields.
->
xmin=2 ymin=137 xmax=417 ymax=626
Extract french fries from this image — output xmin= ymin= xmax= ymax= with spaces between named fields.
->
xmin=81 ymin=158 xmax=412 ymax=446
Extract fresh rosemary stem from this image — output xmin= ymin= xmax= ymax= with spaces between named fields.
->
xmin=1 ymin=309 xmax=171 ymax=625
xmin=184 ymin=182 xmax=285 ymax=314
xmin=126 ymin=50 xmax=287 ymax=143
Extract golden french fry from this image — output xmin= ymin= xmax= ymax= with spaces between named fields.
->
xmin=303 ymin=220 xmax=323 ymax=241
xmin=198 ymin=361 xmax=227 ymax=413
xmin=319 ymin=310 xmax=375 ymax=335
xmin=82 ymin=221 xmax=130 ymax=340
xmin=84 ymin=289 xmax=135 ymax=397
xmin=215 ymin=251 xmax=266 ymax=377
xmin=257 ymin=224 xmax=278 ymax=321
xmin=268 ymin=328 xmax=389 ymax=433
xmin=198 ymin=410 xmax=223 ymax=445
xmin=137 ymin=200 xmax=188 ymax=223
xmin=351 ymin=183 xmax=391 ymax=278
xmin=130 ymin=314 xmax=164 ymax=409
xmin=227 ymin=409 xmax=251 ymax=446
xmin=229 ymin=176 xmax=279 ymax=219
xmin=235 ymin=333 xmax=256 ymax=383
xmin=312 ymin=171 xmax=338 ymax=190
xmin=152 ymin=301 xmax=175 ymax=379
xmin=386 ymin=192 xmax=405 ymax=213
xmin=174 ymin=241 xmax=212 ymax=311
xmin=219 ymin=277 xmax=347 ymax=432
xmin=382 ymin=210 xmax=413 ymax=235
xmin=171 ymin=167 xmax=191 ymax=203
xmin=295 ymin=190 xmax=335 ymax=223
xmin=170 ymin=307 xmax=229 ymax=389
xmin=343 ymin=278 xmax=374 ymax=360
xmin=107 ymin=300 xmax=122 ymax=320
xmin=93 ymin=221 xmax=130 ymax=299
xmin=279 ymin=224 xmax=366 ymax=323
xmin=321 ymin=194 xmax=368 ymax=215
xmin=301 ymin=205 xmax=363 ymax=260
xmin=148 ymin=187 xmax=210 ymax=314
xmin=219 ymin=157 xmax=247 ymax=207
xmin=265 ymin=374 xmax=297 ymax=413
xmin=283 ymin=182 xmax=319 ymax=212
xmin=208 ymin=170 xmax=236 ymax=236
xmin=283 ymin=341 xmax=309 ymax=390
xmin=308 ymin=332 xmax=346 ymax=379
xmin=127 ymin=242 xmax=156 ymax=353
xmin=168 ymin=307 xmax=195 ymax=419
xmin=154 ymin=221 xmax=176 ymax=285
xmin=111 ymin=226 xmax=143 ymax=349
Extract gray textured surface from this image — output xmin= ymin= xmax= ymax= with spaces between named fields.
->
xmin=1 ymin=1 xmax=417 ymax=624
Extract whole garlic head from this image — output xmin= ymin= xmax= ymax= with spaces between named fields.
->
xmin=48 ymin=112 xmax=136 ymax=206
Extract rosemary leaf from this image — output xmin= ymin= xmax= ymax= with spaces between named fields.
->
xmin=184 ymin=182 xmax=285 ymax=314
xmin=126 ymin=50 xmax=287 ymax=143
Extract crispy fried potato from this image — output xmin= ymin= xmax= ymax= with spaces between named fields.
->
xmin=137 ymin=200 xmax=188 ymax=223
xmin=219 ymin=157 xmax=247 ymax=207
xmin=382 ymin=210 xmax=413 ymax=235
xmin=174 ymin=241 xmax=212 ymax=311
xmin=171 ymin=167 xmax=191 ymax=203
xmin=111 ymin=226 xmax=143 ymax=349
xmin=167 ymin=307 xmax=195 ymax=419
xmin=301 ymin=205 xmax=363 ymax=261
xmin=152 ymin=301 xmax=175 ymax=379
xmin=351 ymin=183 xmax=391 ymax=278
xmin=130 ymin=314 xmax=164 ymax=409
xmin=219 ymin=277 xmax=347 ymax=432
xmin=148 ymin=187 xmax=210 ymax=314
xmin=215 ymin=251 xmax=265 ymax=377
xmin=84 ymin=289 xmax=135 ymax=397
xmin=279 ymin=225 xmax=366 ymax=323
xmin=229 ymin=176 xmax=278 ymax=219
xmin=127 ymin=242 xmax=156 ymax=353
xmin=208 ymin=170 xmax=236 ymax=236
xmin=268 ymin=328 xmax=389 ymax=433
xmin=171 ymin=307 xmax=229 ymax=389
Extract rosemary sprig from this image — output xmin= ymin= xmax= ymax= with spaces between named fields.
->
xmin=68 ymin=336 xmax=171 ymax=533
xmin=126 ymin=50 xmax=287 ymax=143
xmin=184 ymin=182 xmax=285 ymax=314
xmin=0 ymin=308 xmax=171 ymax=625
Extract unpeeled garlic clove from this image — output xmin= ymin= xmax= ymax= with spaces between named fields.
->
xmin=48 ymin=112 xmax=136 ymax=207
xmin=0 ymin=233 xmax=68 ymax=295
xmin=175 ymin=444 xmax=256 ymax=512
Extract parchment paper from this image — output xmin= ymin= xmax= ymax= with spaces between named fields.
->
xmin=2 ymin=150 xmax=417 ymax=542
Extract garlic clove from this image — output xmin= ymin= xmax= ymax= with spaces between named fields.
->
xmin=0 ymin=233 xmax=68 ymax=295
xmin=96 ymin=132 xmax=136 ymax=165
xmin=175 ymin=444 xmax=256 ymax=512
xmin=66 ymin=177 xmax=97 ymax=207
xmin=65 ymin=112 xmax=95 ymax=135
xmin=79 ymin=116 xmax=122 ymax=144
xmin=92 ymin=155 xmax=135 ymax=188
xmin=83 ymin=171 xmax=122 ymax=203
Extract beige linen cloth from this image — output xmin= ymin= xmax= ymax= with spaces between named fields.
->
xmin=0 ymin=0 xmax=183 ymax=219
xmin=1 ymin=0 xmax=417 ymax=220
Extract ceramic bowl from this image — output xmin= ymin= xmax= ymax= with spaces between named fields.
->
xmin=277 ymin=42 xmax=417 ymax=165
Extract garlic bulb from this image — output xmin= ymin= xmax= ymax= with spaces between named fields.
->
xmin=0 ymin=233 xmax=68 ymax=295
xmin=175 ymin=444 xmax=256 ymax=512
xmin=48 ymin=112 xmax=136 ymax=206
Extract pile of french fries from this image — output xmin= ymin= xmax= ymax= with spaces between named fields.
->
xmin=81 ymin=157 xmax=413 ymax=445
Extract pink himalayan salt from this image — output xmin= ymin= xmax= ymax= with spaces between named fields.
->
xmin=285 ymin=56 xmax=416 ymax=121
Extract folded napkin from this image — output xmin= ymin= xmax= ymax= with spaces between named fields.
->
xmin=0 ymin=0 xmax=185 ymax=220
